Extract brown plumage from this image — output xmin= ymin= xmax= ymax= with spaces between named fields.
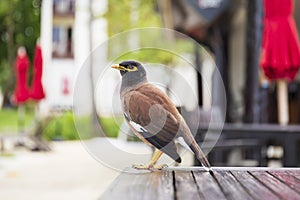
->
xmin=112 ymin=60 xmax=211 ymax=170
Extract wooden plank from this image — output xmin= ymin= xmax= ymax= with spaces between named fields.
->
xmin=250 ymin=171 xmax=300 ymax=200
xmin=287 ymin=170 xmax=300 ymax=180
xmin=165 ymin=166 xmax=300 ymax=172
xmin=100 ymin=169 xmax=174 ymax=200
xmin=268 ymin=171 xmax=300 ymax=192
xmin=211 ymin=171 xmax=253 ymax=200
xmin=230 ymin=171 xmax=280 ymax=200
xmin=174 ymin=171 xmax=201 ymax=199
xmin=193 ymin=171 xmax=226 ymax=200
xmin=100 ymin=167 xmax=300 ymax=200
xmin=154 ymin=170 xmax=175 ymax=200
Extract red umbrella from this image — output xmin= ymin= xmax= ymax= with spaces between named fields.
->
xmin=13 ymin=47 xmax=30 ymax=104
xmin=261 ymin=0 xmax=300 ymax=80
xmin=260 ymin=0 xmax=300 ymax=125
xmin=30 ymin=43 xmax=45 ymax=101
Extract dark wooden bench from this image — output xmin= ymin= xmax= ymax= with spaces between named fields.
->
xmin=100 ymin=167 xmax=300 ymax=200
xmin=196 ymin=124 xmax=300 ymax=167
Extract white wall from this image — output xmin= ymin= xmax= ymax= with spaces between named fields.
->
xmin=40 ymin=0 xmax=107 ymax=115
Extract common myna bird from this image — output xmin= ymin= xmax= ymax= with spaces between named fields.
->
xmin=112 ymin=60 xmax=211 ymax=170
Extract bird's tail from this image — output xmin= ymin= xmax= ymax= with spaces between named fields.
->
xmin=180 ymin=120 xmax=211 ymax=170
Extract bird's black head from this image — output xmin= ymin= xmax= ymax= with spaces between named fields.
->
xmin=112 ymin=60 xmax=146 ymax=76
xmin=111 ymin=60 xmax=148 ymax=89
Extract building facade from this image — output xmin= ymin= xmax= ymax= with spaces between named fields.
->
xmin=40 ymin=0 xmax=107 ymax=115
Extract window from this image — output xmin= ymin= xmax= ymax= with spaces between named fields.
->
xmin=53 ymin=0 xmax=75 ymax=16
xmin=52 ymin=26 xmax=73 ymax=58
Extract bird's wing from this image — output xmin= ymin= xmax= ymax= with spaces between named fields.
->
xmin=122 ymin=84 xmax=182 ymax=162
xmin=123 ymin=84 xmax=181 ymax=141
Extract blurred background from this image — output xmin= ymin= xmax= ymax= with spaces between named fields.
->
xmin=0 ymin=0 xmax=300 ymax=199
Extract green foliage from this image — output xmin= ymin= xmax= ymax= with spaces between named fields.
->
xmin=115 ymin=42 xmax=194 ymax=65
xmin=0 ymin=61 xmax=9 ymax=92
xmin=43 ymin=112 xmax=80 ymax=141
xmin=99 ymin=116 xmax=124 ymax=138
xmin=105 ymin=0 xmax=161 ymax=36
xmin=105 ymin=0 xmax=195 ymax=66
xmin=42 ymin=114 xmax=123 ymax=140
xmin=0 ymin=0 xmax=41 ymax=60
xmin=116 ymin=49 xmax=175 ymax=65
xmin=105 ymin=0 xmax=173 ymax=63
xmin=0 ymin=108 xmax=122 ymax=140
xmin=0 ymin=107 xmax=34 ymax=134
xmin=105 ymin=0 xmax=131 ymax=36
xmin=43 ymin=114 xmax=124 ymax=140
xmin=0 ymin=0 xmax=41 ymax=105
xmin=0 ymin=153 xmax=14 ymax=157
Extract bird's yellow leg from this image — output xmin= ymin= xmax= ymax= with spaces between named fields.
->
xmin=133 ymin=149 xmax=168 ymax=170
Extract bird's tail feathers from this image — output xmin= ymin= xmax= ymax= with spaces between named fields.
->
xmin=180 ymin=121 xmax=211 ymax=169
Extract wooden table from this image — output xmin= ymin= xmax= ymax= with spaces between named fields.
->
xmin=100 ymin=167 xmax=300 ymax=200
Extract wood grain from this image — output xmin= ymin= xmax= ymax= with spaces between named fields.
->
xmin=231 ymin=171 xmax=279 ymax=200
xmin=100 ymin=167 xmax=300 ymax=200
xmin=250 ymin=171 xmax=300 ymax=200
xmin=287 ymin=170 xmax=300 ymax=180
xmin=211 ymin=171 xmax=253 ymax=200
xmin=269 ymin=171 xmax=300 ymax=193
xmin=193 ymin=171 xmax=226 ymax=200
xmin=174 ymin=171 xmax=201 ymax=199
xmin=100 ymin=169 xmax=174 ymax=200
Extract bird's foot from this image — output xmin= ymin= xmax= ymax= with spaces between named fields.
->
xmin=132 ymin=164 xmax=168 ymax=170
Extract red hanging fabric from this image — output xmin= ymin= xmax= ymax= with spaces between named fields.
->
xmin=260 ymin=0 xmax=300 ymax=80
xmin=13 ymin=48 xmax=30 ymax=104
xmin=30 ymin=44 xmax=45 ymax=101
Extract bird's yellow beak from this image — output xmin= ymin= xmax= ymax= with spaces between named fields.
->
xmin=111 ymin=64 xmax=138 ymax=72
xmin=111 ymin=64 xmax=126 ymax=71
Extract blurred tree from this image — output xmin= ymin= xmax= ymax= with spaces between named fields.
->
xmin=106 ymin=0 xmax=161 ymax=37
xmin=105 ymin=0 xmax=173 ymax=63
xmin=105 ymin=0 xmax=194 ymax=65
xmin=0 ymin=0 xmax=41 ymax=108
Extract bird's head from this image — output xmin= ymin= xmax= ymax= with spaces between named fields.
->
xmin=111 ymin=60 xmax=146 ymax=76
xmin=111 ymin=60 xmax=147 ymax=88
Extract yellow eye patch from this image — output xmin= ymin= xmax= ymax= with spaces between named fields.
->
xmin=126 ymin=65 xmax=138 ymax=72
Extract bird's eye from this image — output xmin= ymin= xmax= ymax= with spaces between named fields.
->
xmin=127 ymin=65 xmax=138 ymax=72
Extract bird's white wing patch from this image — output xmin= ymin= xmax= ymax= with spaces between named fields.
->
xmin=124 ymin=113 xmax=148 ymax=133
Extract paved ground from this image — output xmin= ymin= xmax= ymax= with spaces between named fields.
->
xmin=0 ymin=138 xmax=194 ymax=200
xmin=0 ymin=141 xmax=120 ymax=200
